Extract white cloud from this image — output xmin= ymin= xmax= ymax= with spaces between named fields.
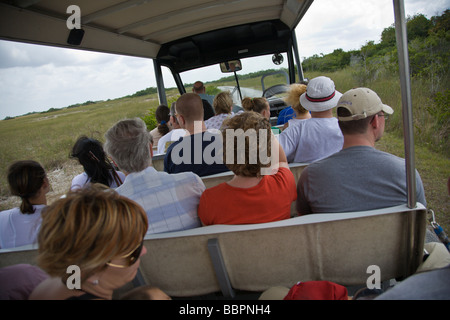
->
xmin=0 ymin=49 xmax=155 ymax=118
xmin=296 ymin=0 xmax=449 ymax=58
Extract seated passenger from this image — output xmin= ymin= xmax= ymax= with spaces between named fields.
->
xmin=192 ymin=81 xmax=215 ymax=120
xmin=149 ymin=104 xmax=171 ymax=147
xmin=0 ymin=264 xmax=49 ymax=300
xmin=282 ymin=83 xmax=311 ymax=130
xmin=297 ymin=87 xmax=427 ymax=215
xmin=164 ymin=93 xmax=229 ymax=177
xmin=104 ymin=117 xmax=204 ymax=235
xmin=205 ymin=91 xmax=236 ymax=130
xmin=198 ymin=112 xmax=297 ymax=225
xmin=156 ymin=102 xmax=187 ymax=155
xmin=70 ymin=136 xmax=125 ymax=190
xmin=242 ymin=97 xmax=281 ymax=135
xmin=278 ymin=76 xmax=344 ymax=163
xmin=29 ymin=185 xmax=159 ymax=300
xmin=0 ymin=160 xmax=49 ymax=249
xmin=276 ymin=106 xmax=296 ymax=126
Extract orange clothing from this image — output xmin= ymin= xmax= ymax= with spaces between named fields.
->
xmin=198 ymin=167 xmax=297 ymax=225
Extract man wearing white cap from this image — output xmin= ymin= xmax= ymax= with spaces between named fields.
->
xmin=278 ymin=76 xmax=344 ymax=163
xmin=296 ymin=87 xmax=426 ymax=215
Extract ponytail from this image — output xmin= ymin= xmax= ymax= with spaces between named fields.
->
xmin=20 ymin=197 xmax=35 ymax=214
xmin=157 ymin=121 xmax=170 ymax=136
xmin=155 ymin=104 xmax=171 ymax=136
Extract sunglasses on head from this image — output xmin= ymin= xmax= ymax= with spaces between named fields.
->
xmin=106 ymin=241 xmax=144 ymax=268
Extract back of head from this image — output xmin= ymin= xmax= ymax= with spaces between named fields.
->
xmin=242 ymin=97 xmax=268 ymax=114
xmin=155 ymin=104 xmax=170 ymax=136
xmin=213 ymin=91 xmax=233 ymax=114
xmin=337 ymin=87 xmax=394 ymax=134
xmin=284 ymin=83 xmax=308 ymax=115
xmin=192 ymin=81 xmax=205 ymax=93
xmin=222 ymin=111 xmax=272 ymax=177
xmin=104 ymin=118 xmax=151 ymax=173
xmin=176 ymin=93 xmax=204 ymax=123
xmin=37 ymin=185 xmax=148 ymax=283
xmin=7 ymin=160 xmax=46 ymax=214
xmin=70 ymin=136 xmax=112 ymax=186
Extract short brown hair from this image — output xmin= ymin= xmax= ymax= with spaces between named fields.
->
xmin=337 ymin=107 xmax=373 ymax=134
xmin=176 ymin=93 xmax=204 ymax=122
xmin=37 ymin=185 xmax=148 ymax=282
xmin=222 ymin=112 xmax=272 ymax=177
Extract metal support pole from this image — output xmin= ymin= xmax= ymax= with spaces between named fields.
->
xmin=393 ymin=0 xmax=416 ymax=209
xmin=153 ymin=59 xmax=167 ymax=106
xmin=291 ymin=30 xmax=305 ymax=82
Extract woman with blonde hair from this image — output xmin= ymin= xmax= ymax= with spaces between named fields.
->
xmin=0 ymin=160 xmax=49 ymax=249
xmin=205 ymin=91 xmax=235 ymax=130
xmin=198 ymin=112 xmax=296 ymax=225
xmin=29 ymin=185 xmax=151 ymax=300
xmin=282 ymin=83 xmax=311 ymax=129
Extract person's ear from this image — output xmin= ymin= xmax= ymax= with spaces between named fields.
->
xmin=177 ymin=114 xmax=186 ymax=127
xmin=42 ymin=177 xmax=51 ymax=193
xmin=369 ymin=114 xmax=377 ymax=128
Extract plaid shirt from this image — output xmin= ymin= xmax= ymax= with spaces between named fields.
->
xmin=115 ymin=166 xmax=204 ymax=235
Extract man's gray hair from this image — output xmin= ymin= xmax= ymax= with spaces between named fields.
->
xmin=104 ymin=118 xmax=152 ymax=173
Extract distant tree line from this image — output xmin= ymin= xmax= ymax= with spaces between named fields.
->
xmin=302 ymin=11 xmax=449 ymax=90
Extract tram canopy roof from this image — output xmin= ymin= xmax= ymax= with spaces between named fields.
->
xmin=0 ymin=0 xmax=313 ymax=72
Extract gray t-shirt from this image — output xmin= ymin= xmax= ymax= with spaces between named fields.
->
xmin=297 ymin=146 xmax=426 ymax=214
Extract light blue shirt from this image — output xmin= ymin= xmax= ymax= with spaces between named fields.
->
xmin=115 ymin=167 xmax=205 ymax=235
xmin=279 ymin=117 xmax=343 ymax=163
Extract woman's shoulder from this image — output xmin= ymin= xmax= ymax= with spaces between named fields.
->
xmin=0 ymin=207 xmax=19 ymax=222
xmin=263 ymin=166 xmax=295 ymax=185
xmin=71 ymin=172 xmax=89 ymax=190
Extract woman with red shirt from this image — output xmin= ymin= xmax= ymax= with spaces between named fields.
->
xmin=198 ymin=111 xmax=296 ymax=225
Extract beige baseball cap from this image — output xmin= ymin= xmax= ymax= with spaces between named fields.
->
xmin=337 ymin=87 xmax=393 ymax=121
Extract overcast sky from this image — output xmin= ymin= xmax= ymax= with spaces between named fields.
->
xmin=0 ymin=0 xmax=448 ymax=119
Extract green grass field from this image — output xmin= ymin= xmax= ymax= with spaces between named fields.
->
xmin=1 ymin=69 xmax=448 ymax=232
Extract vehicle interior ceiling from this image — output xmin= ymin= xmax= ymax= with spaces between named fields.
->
xmin=157 ymin=19 xmax=299 ymax=117
xmin=0 ymin=0 xmax=313 ymax=117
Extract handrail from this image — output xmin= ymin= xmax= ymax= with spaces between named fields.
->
xmin=393 ymin=0 xmax=417 ymax=209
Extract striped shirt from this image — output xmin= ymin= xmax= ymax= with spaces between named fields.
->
xmin=115 ymin=166 xmax=204 ymax=235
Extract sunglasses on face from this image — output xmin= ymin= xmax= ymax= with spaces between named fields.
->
xmin=106 ymin=241 xmax=144 ymax=268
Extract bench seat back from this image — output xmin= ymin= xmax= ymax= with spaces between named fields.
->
xmin=0 ymin=201 xmax=426 ymax=298
xmin=139 ymin=203 xmax=426 ymax=297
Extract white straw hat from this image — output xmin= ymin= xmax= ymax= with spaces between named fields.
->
xmin=299 ymin=76 xmax=342 ymax=112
